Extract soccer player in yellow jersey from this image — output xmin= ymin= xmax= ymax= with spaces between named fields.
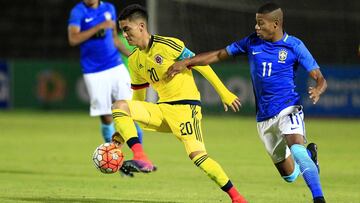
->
xmin=112 ymin=4 xmax=247 ymax=203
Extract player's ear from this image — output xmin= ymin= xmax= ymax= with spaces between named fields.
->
xmin=273 ymin=20 xmax=279 ymax=29
xmin=139 ymin=22 xmax=145 ymax=32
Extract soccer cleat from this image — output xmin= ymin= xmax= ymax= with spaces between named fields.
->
xmin=122 ymin=159 xmax=157 ymax=173
xmin=119 ymin=164 xmax=134 ymax=177
xmin=307 ymin=143 xmax=320 ymax=174
xmin=313 ymin=196 xmax=326 ymax=203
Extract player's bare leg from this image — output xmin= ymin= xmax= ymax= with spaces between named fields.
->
xmin=275 ymin=156 xmax=298 ymax=180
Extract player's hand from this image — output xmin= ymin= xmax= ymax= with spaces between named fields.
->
xmin=308 ymin=86 xmax=321 ymax=104
xmin=166 ymin=61 xmax=187 ymax=79
xmin=223 ymin=97 xmax=241 ymax=112
xmin=221 ymin=91 xmax=242 ymax=112
xmin=98 ymin=20 xmax=115 ymax=30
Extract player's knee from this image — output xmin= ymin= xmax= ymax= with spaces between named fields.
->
xmin=112 ymin=100 xmax=129 ymax=111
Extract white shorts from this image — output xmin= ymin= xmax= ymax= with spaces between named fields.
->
xmin=83 ymin=64 xmax=132 ymax=116
xmin=257 ymin=105 xmax=306 ymax=163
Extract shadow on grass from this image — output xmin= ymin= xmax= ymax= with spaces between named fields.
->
xmin=1 ymin=197 xmax=179 ymax=203
xmin=0 ymin=169 xmax=90 ymax=177
xmin=0 ymin=169 xmax=42 ymax=175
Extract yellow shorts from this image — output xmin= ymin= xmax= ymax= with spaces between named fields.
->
xmin=127 ymin=100 xmax=205 ymax=155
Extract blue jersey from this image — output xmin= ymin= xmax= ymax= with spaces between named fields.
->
xmin=68 ymin=1 xmax=123 ymax=74
xmin=226 ymin=33 xmax=319 ymax=122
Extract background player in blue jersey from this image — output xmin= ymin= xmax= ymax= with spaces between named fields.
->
xmin=68 ymin=0 xmax=143 ymax=143
xmin=167 ymin=2 xmax=327 ymax=203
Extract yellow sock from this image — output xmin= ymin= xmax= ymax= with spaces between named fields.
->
xmin=112 ymin=109 xmax=138 ymax=143
xmin=192 ymin=152 xmax=230 ymax=187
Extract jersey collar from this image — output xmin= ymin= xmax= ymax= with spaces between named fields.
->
xmin=82 ymin=1 xmax=103 ymax=9
xmin=145 ymin=35 xmax=154 ymax=51
xmin=282 ymin=32 xmax=289 ymax=42
xmin=265 ymin=32 xmax=289 ymax=44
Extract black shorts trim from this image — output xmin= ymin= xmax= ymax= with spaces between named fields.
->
xmin=158 ymin=100 xmax=201 ymax=106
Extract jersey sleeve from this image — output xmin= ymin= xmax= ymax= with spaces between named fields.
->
xmin=108 ymin=3 xmax=117 ymax=21
xmin=192 ymin=65 xmax=237 ymax=105
xmin=128 ymin=54 xmax=149 ymax=90
xmin=68 ymin=6 xmax=83 ymax=27
xmin=226 ymin=36 xmax=250 ymax=56
xmin=295 ymin=41 xmax=319 ymax=72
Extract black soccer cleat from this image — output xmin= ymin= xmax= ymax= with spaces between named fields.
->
xmin=313 ymin=196 xmax=326 ymax=203
xmin=307 ymin=143 xmax=320 ymax=174
xmin=122 ymin=160 xmax=157 ymax=173
xmin=119 ymin=160 xmax=157 ymax=177
xmin=119 ymin=163 xmax=134 ymax=177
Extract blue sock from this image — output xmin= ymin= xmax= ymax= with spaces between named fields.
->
xmin=134 ymin=122 xmax=143 ymax=144
xmin=282 ymin=162 xmax=300 ymax=182
xmin=101 ymin=123 xmax=115 ymax=143
xmin=290 ymin=144 xmax=324 ymax=199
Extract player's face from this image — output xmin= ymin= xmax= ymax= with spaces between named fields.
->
xmin=255 ymin=13 xmax=276 ymax=41
xmin=119 ymin=19 xmax=143 ymax=46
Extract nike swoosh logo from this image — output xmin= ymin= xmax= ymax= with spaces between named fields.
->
xmin=301 ymin=168 xmax=310 ymax=175
xmin=85 ymin=18 xmax=94 ymax=23
xmin=252 ymin=51 xmax=262 ymax=55
xmin=291 ymin=127 xmax=299 ymax=130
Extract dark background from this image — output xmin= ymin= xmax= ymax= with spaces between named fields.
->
xmin=1 ymin=0 xmax=359 ymax=64
xmin=0 ymin=0 xmax=146 ymax=59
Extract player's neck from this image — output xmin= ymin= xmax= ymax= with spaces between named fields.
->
xmin=139 ymin=34 xmax=152 ymax=51
xmin=84 ymin=1 xmax=99 ymax=9
xmin=271 ymin=30 xmax=284 ymax=42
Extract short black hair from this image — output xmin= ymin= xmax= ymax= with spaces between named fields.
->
xmin=118 ymin=4 xmax=148 ymax=22
xmin=257 ymin=2 xmax=281 ymax=14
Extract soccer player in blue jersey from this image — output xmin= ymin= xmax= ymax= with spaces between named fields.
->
xmin=167 ymin=2 xmax=327 ymax=203
xmin=67 ymin=0 xmax=143 ymax=143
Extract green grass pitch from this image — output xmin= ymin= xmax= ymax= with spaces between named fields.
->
xmin=0 ymin=111 xmax=359 ymax=203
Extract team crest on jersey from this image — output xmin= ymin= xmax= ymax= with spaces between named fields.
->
xmin=278 ymin=49 xmax=287 ymax=63
xmin=154 ymin=54 xmax=163 ymax=65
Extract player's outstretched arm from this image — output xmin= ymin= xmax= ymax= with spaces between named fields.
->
xmin=113 ymin=30 xmax=131 ymax=57
xmin=166 ymin=48 xmax=229 ymax=78
xmin=308 ymin=68 xmax=327 ymax=104
xmin=192 ymin=65 xmax=241 ymax=112
xmin=68 ymin=20 xmax=115 ymax=46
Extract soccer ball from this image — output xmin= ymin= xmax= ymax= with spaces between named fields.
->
xmin=92 ymin=143 xmax=124 ymax=174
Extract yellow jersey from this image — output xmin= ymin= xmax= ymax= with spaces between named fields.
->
xmin=128 ymin=35 xmax=201 ymax=104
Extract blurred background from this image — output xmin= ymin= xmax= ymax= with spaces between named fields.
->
xmin=0 ymin=0 xmax=359 ymax=117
